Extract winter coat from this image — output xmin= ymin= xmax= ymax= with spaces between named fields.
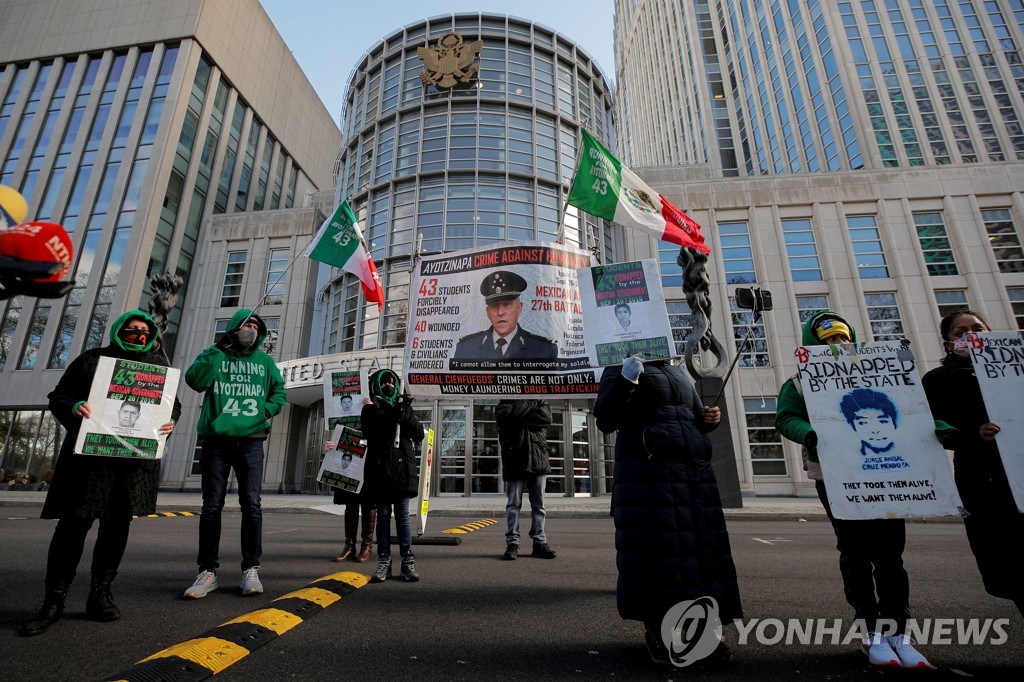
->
xmin=922 ymin=354 xmax=1024 ymax=601
xmin=361 ymin=396 xmax=424 ymax=503
xmin=595 ymin=361 xmax=743 ymax=624
xmin=495 ymin=400 xmax=552 ymax=481
xmin=185 ymin=308 xmax=286 ymax=441
xmin=42 ymin=311 xmax=182 ymax=519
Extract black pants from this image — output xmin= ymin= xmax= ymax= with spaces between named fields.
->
xmin=45 ymin=516 xmax=131 ymax=588
xmin=816 ymin=480 xmax=910 ymax=634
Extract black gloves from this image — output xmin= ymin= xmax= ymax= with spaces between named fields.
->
xmin=803 ymin=431 xmax=818 ymax=449
xmin=217 ymin=331 xmax=241 ymax=351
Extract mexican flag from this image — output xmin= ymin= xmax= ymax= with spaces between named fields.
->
xmin=567 ymin=130 xmax=710 ymax=255
xmin=305 ymin=200 xmax=385 ymax=310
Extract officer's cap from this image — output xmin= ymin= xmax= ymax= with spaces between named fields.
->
xmin=481 ymin=270 xmax=528 ymax=305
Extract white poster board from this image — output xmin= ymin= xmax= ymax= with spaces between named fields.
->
xmin=577 ymin=259 xmax=674 ymax=366
xmin=404 ymin=241 xmax=602 ymax=398
xmin=323 ymin=368 xmax=368 ymax=431
xmin=416 ymin=428 xmax=435 ymax=535
xmin=967 ymin=331 xmax=1024 ymax=512
xmin=318 ymin=425 xmax=366 ymax=494
xmin=74 ymin=356 xmax=180 ymax=460
xmin=795 ymin=340 xmax=963 ymax=519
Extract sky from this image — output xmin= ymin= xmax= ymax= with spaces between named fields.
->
xmin=258 ymin=0 xmax=615 ymax=125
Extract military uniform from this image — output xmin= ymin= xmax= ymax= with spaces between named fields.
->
xmin=452 ymin=270 xmax=558 ymax=361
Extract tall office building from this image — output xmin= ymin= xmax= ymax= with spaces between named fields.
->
xmin=614 ymin=0 xmax=1024 ymax=495
xmin=0 ymin=0 xmax=339 ymax=482
xmin=273 ymin=13 xmax=620 ymax=496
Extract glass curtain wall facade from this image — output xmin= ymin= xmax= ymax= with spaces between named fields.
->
xmin=0 ymin=37 xmax=316 ymax=478
xmin=613 ymin=0 xmax=1024 ymax=496
xmin=317 ymin=14 xmax=618 ymax=495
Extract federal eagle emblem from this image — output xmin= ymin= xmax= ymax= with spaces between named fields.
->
xmin=417 ymin=32 xmax=483 ymax=89
xmin=623 ymin=187 xmax=659 ymax=215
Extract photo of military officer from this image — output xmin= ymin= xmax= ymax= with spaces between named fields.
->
xmin=452 ymin=271 xmax=558 ymax=361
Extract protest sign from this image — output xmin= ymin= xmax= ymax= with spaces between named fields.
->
xmin=323 ymin=368 xmax=367 ymax=431
xmin=416 ymin=428 xmax=435 ymax=535
xmin=318 ymin=425 xmax=367 ymax=494
xmin=75 ymin=357 xmax=180 ymax=459
xmin=967 ymin=331 xmax=1024 ymax=512
xmin=404 ymin=241 xmax=602 ymax=399
xmin=794 ymin=340 xmax=962 ymax=519
xmin=578 ymin=259 xmax=674 ymax=366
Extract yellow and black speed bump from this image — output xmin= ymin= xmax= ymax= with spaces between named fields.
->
xmin=131 ymin=512 xmax=195 ymax=519
xmin=104 ymin=571 xmax=368 ymax=682
xmin=441 ymin=518 xmax=497 ymax=534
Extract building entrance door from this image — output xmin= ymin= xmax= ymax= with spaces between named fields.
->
xmin=438 ymin=405 xmax=467 ymax=495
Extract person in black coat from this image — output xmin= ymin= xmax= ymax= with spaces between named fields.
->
xmin=19 ymin=310 xmax=181 ymax=637
xmin=361 ymin=369 xmax=424 ymax=583
xmin=496 ymin=399 xmax=556 ymax=560
xmin=595 ymin=355 xmax=741 ymax=667
xmin=328 ymin=451 xmax=376 ymax=563
xmin=922 ymin=310 xmax=1024 ymax=616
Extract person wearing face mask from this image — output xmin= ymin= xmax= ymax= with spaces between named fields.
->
xmin=361 ymin=369 xmax=424 ymax=583
xmin=19 ymin=310 xmax=180 ymax=636
xmin=182 ymin=309 xmax=286 ymax=599
xmin=922 ymin=310 xmax=1023 ymax=616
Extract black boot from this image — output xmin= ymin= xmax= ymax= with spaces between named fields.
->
xmin=18 ymin=583 xmax=70 ymax=637
xmin=86 ymin=569 xmax=121 ymax=622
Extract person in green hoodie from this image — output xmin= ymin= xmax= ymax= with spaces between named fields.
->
xmin=19 ymin=310 xmax=181 ymax=636
xmin=776 ymin=311 xmax=942 ymax=670
xmin=182 ymin=309 xmax=286 ymax=599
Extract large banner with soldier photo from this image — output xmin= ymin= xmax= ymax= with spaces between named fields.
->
xmin=74 ymin=357 xmax=180 ymax=460
xmin=967 ymin=331 xmax=1024 ymax=512
xmin=404 ymin=241 xmax=602 ymax=399
xmin=794 ymin=340 xmax=963 ymax=519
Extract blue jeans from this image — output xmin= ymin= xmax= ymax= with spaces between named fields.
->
xmin=505 ymin=475 xmax=547 ymax=545
xmin=376 ymin=498 xmax=412 ymax=559
xmin=198 ymin=439 xmax=265 ymax=572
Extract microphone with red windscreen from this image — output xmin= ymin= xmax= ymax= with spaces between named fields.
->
xmin=0 ymin=220 xmax=75 ymax=299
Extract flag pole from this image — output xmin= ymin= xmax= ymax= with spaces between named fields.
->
xmin=556 ymin=124 xmax=588 ymax=247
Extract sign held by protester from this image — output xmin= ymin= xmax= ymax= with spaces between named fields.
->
xmin=794 ymin=340 xmax=963 ymax=519
xmin=405 ymin=241 xmax=602 ymax=399
xmin=322 ymin=369 xmax=368 ymax=431
xmin=578 ymin=259 xmax=674 ymax=366
xmin=75 ymin=357 xmax=180 ymax=459
xmin=966 ymin=331 xmax=1024 ymax=512
xmin=318 ymin=425 xmax=367 ymax=494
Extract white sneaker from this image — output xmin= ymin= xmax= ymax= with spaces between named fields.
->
xmin=861 ymin=632 xmax=901 ymax=667
xmin=241 ymin=566 xmax=263 ymax=595
xmin=183 ymin=570 xmax=218 ymax=599
xmin=888 ymin=634 xmax=936 ymax=670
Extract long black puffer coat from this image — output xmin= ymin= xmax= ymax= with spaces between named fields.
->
xmin=922 ymin=354 xmax=1024 ymax=602
xmin=361 ymin=395 xmax=424 ymax=504
xmin=595 ymin=361 xmax=743 ymax=624
xmin=496 ymin=400 xmax=552 ymax=481
xmin=42 ymin=345 xmax=182 ymax=520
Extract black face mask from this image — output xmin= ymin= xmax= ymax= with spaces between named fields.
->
xmin=118 ymin=327 xmax=150 ymax=349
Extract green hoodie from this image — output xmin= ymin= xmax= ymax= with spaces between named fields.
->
xmin=775 ymin=310 xmax=955 ymax=464
xmin=109 ymin=309 xmax=158 ymax=353
xmin=185 ymin=308 xmax=287 ymax=440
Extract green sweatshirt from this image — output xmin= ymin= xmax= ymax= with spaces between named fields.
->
xmin=186 ymin=309 xmax=287 ymax=440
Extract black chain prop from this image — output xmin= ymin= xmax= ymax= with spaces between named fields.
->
xmin=678 ymin=246 xmax=727 ymax=379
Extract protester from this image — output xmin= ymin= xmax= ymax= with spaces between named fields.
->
xmin=18 ymin=310 xmax=180 ymax=636
xmin=922 ymin=310 xmax=1024 ymax=616
xmin=595 ymin=354 xmax=741 ymax=667
xmin=361 ymin=369 xmax=424 ymax=582
xmin=775 ymin=311 xmax=935 ymax=669
xmin=495 ymin=399 xmax=556 ymax=560
xmin=182 ymin=309 xmax=286 ymax=599
xmin=325 ymin=443 xmax=376 ymax=563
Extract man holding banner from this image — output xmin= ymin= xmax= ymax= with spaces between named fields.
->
xmin=20 ymin=310 xmax=180 ymax=637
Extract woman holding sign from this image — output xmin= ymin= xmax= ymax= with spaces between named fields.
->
xmin=922 ymin=310 xmax=1024 ymax=616
xmin=18 ymin=310 xmax=180 ymax=637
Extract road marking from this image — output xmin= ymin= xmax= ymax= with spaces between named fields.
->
xmin=752 ymin=537 xmax=792 ymax=545
xmin=103 ymin=571 xmax=369 ymax=682
xmin=266 ymin=528 xmax=299 ymax=534
xmin=441 ymin=518 xmax=497 ymax=534
xmin=130 ymin=511 xmax=195 ymax=519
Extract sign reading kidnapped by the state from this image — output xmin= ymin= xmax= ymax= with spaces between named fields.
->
xmin=318 ymin=425 xmax=366 ymax=494
xmin=795 ymin=340 xmax=962 ymax=519
xmin=75 ymin=357 xmax=180 ymax=459
xmin=578 ymin=259 xmax=674 ymax=366
xmin=405 ymin=241 xmax=602 ymax=398
xmin=967 ymin=331 xmax=1024 ymax=512
xmin=323 ymin=369 xmax=367 ymax=431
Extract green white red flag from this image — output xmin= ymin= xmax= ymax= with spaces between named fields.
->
xmin=305 ymin=200 xmax=384 ymax=310
xmin=567 ymin=130 xmax=709 ymax=254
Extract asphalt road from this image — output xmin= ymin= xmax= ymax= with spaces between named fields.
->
xmin=0 ymin=508 xmax=1020 ymax=681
